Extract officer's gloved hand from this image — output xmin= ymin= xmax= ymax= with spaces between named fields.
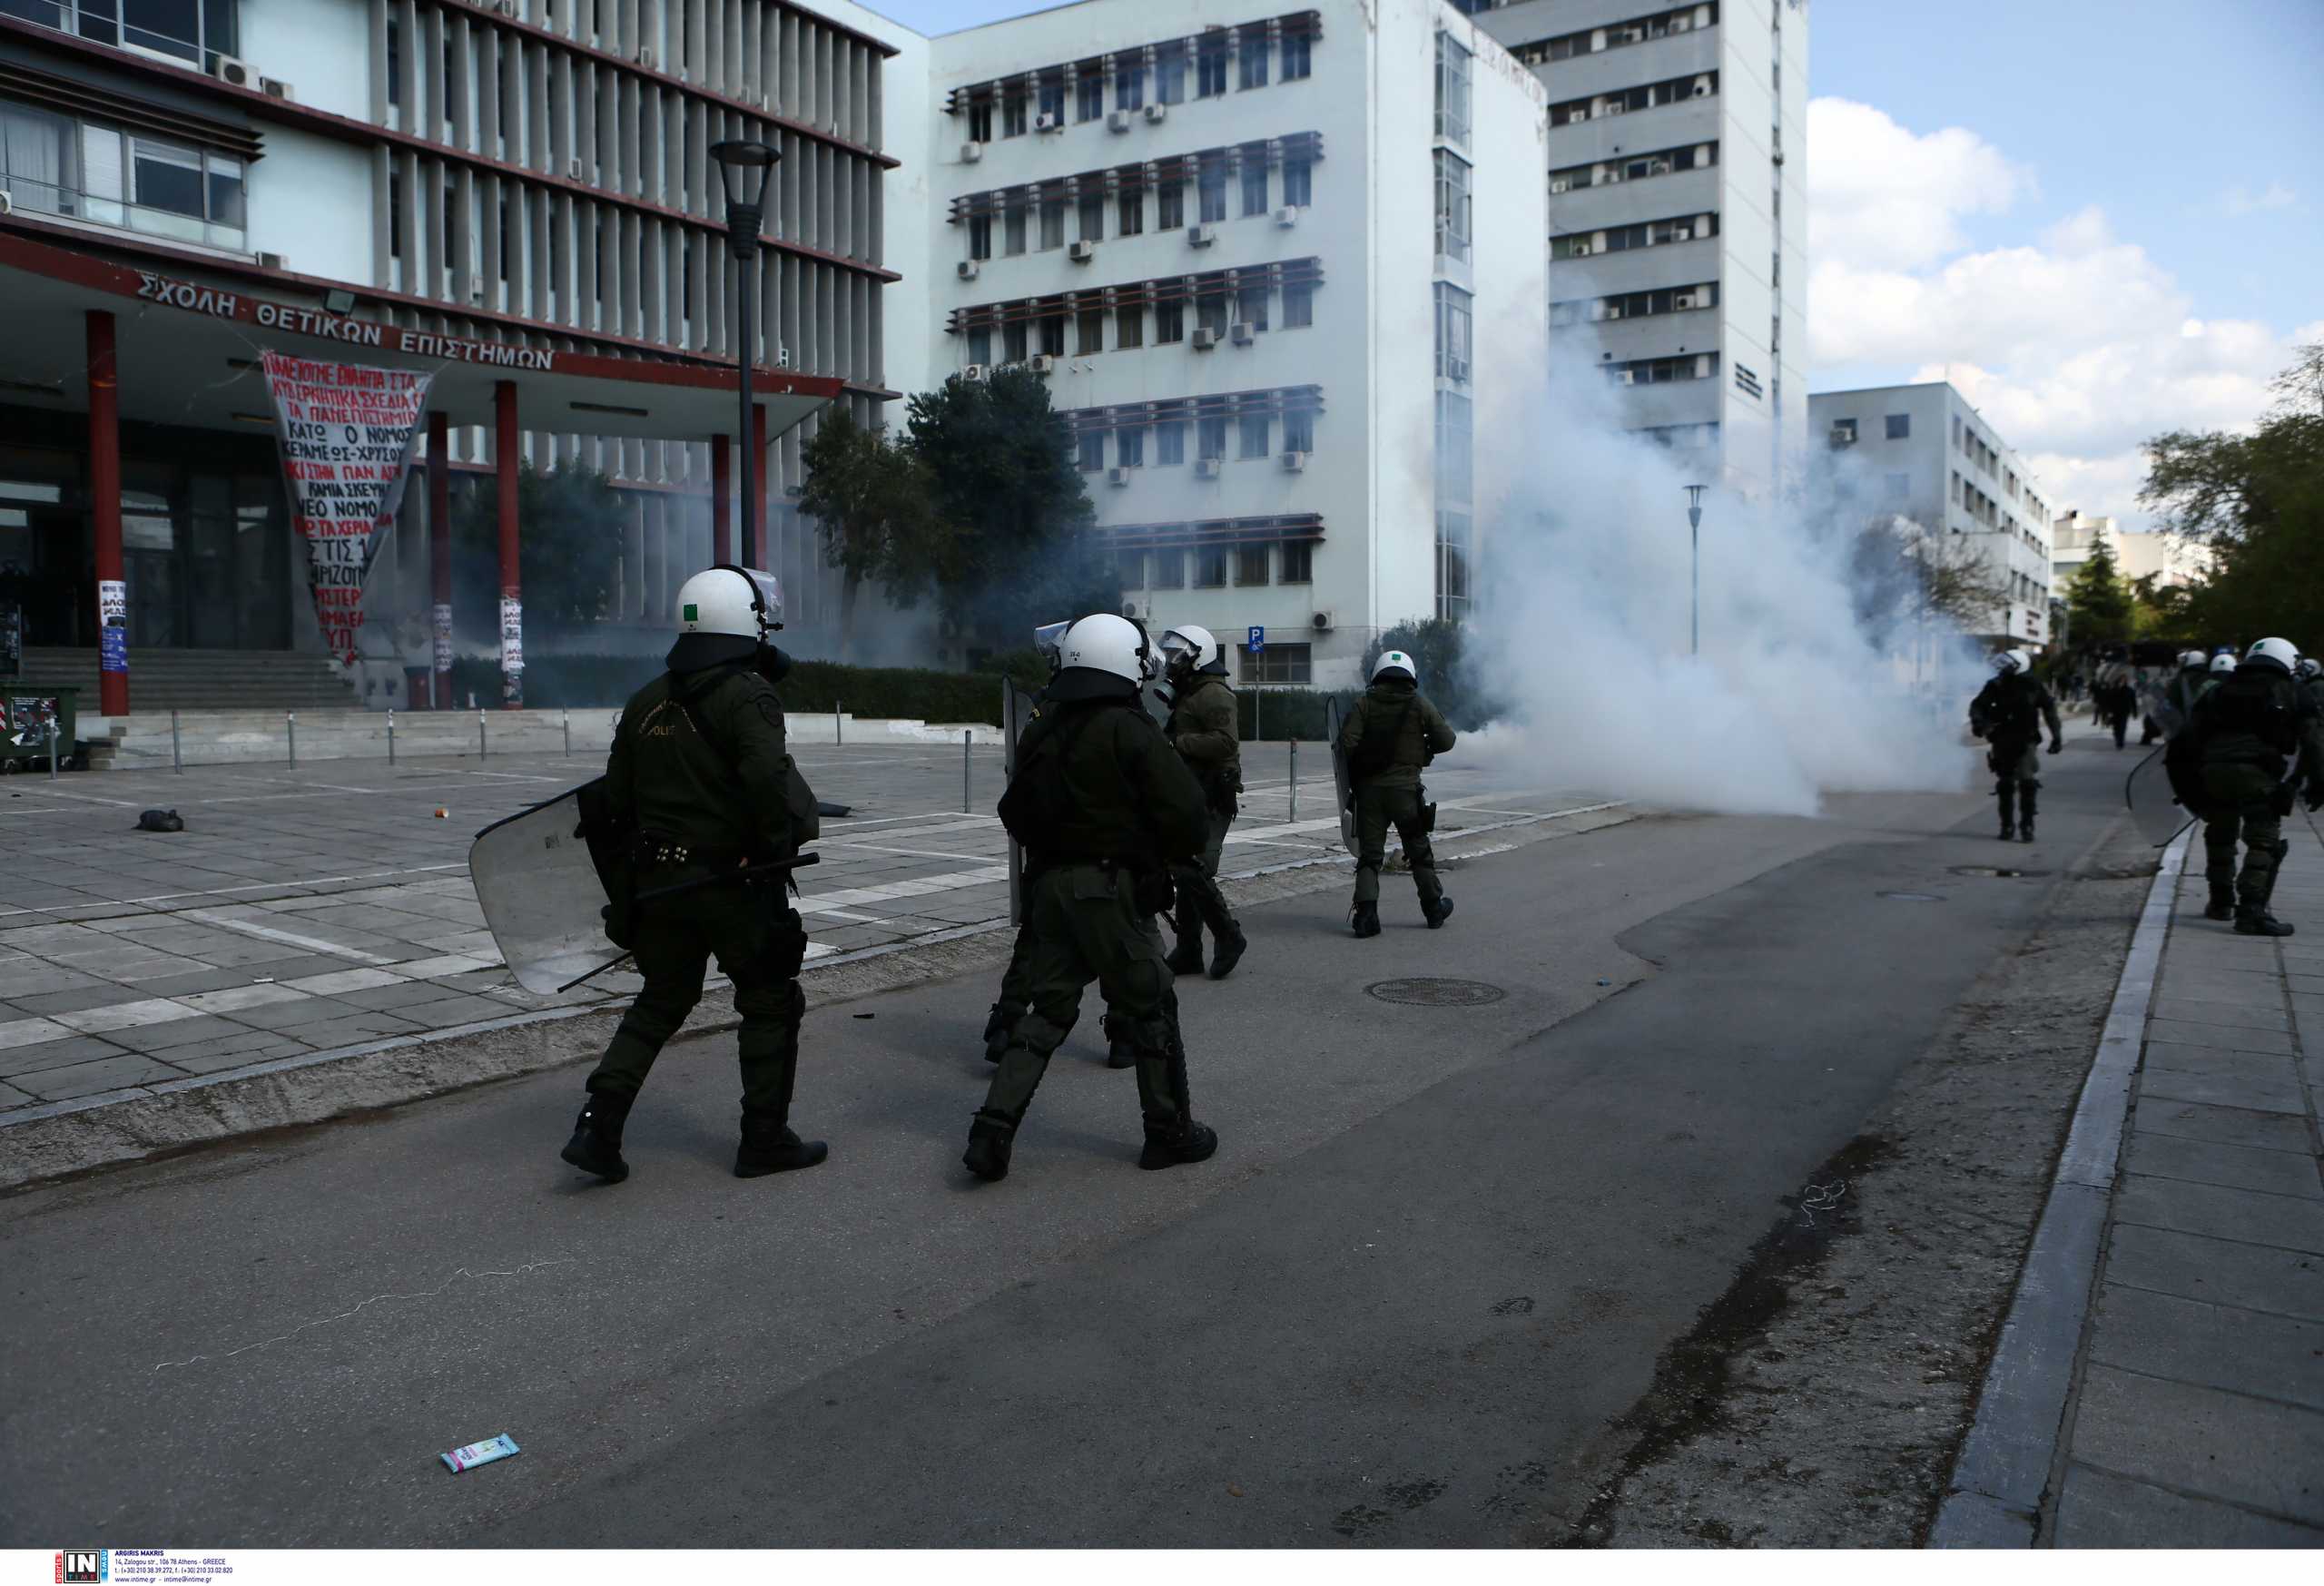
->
xmin=2047 ymin=739 xmax=2063 ymax=755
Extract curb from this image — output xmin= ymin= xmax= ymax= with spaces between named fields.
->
xmin=1928 ymin=826 xmax=2191 ymax=1546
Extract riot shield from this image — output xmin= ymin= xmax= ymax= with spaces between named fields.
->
xmin=1002 ymin=679 xmax=1041 ymax=925
xmin=1325 ymin=697 xmax=1356 ymax=857
xmin=2125 ymin=747 xmax=2199 ymax=849
xmin=470 ymin=782 xmax=629 ymax=994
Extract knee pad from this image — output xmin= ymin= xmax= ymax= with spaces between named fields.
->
xmin=1011 ymin=1010 xmax=1074 ymax=1057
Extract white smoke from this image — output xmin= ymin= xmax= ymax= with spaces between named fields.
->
xmin=1459 ymin=363 xmax=1984 ymax=818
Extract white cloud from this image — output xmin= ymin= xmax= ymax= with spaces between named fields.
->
xmin=2221 ymin=181 xmax=2298 ymax=216
xmin=1807 ymin=100 xmax=2304 ymax=533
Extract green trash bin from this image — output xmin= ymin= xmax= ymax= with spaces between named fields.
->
xmin=0 ymin=685 xmax=80 ymax=773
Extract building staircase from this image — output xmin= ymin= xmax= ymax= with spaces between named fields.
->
xmin=12 ymin=647 xmax=359 ymax=717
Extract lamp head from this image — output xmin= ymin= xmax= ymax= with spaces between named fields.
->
xmin=1685 ymin=483 xmax=1707 ymax=531
xmin=709 ymin=140 xmax=780 ymax=259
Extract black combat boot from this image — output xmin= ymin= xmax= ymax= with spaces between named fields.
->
xmin=1102 ymin=1013 xmax=1137 ymax=1069
xmin=981 ymin=1002 xmax=1016 ymax=1065
xmin=1139 ymin=1114 xmax=1220 ymax=1170
xmin=1165 ymin=926 xmax=1206 ymax=977
xmin=2018 ymin=785 xmax=2038 ymax=842
xmin=559 ymin=1089 xmax=634 ymax=1182
xmin=1351 ymin=901 xmax=1381 ymax=939
xmin=2204 ymin=882 xmax=2234 ymax=921
xmin=2234 ymin=906 xmax=2296 ymax=938
xmin=735 ymin=1109 xmax=829 ymax=1177
xmin=962 ymin=1108 xmax=1017 ymax=1180
xmin=1206 ymin=923 xmax=1247 ymax=980
xmin=1425 ymin=896 xmax=1455 ymax=929
xmin=1996 ymin=782 xmax=2016 ymax=842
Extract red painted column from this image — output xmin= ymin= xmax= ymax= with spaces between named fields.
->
xmin=495 ymin=380 xmax=522 ymax=708
xmin=711 ymin=433 xmax=733 ymax=565
xmin=428 ymin=409 xmax=452 ymax=710
xmin=86 ymin=311 xmax=128 ymax=717
xmin=747 ymin=401 xmax=768 ymax=568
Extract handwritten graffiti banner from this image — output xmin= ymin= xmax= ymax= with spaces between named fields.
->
xmin=260 ymin=351 xmax=433 ymax=665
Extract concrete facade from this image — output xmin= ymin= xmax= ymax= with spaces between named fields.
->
xmin=2052 ymin=510 xmax=2212 ymax=594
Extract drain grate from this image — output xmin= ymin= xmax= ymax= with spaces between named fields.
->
xmin=1949 ymin=865 xmax=2053 ymax=880
xmin=1878 ymin=891 xmax=1945 ymax=901
xmin=1366 ymin=977 xmax=1507 ymax=1007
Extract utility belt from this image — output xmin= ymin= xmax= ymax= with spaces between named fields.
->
xmin=1032 ymin=852 xmax=1175 ymax=918
xmin=632 ymin=832 xmax=750 ymax=872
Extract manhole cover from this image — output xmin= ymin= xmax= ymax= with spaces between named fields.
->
xmin=1366 ymin=977 xmax=1507 ymax=1007
xmin=1948 ymin=865 xmax=2053 ymax=880
xmin=1879 ymin=891 xmax=1945 ymax=901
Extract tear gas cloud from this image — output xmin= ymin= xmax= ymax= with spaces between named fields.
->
xmin=1456 ymin=362 xmax=1986 ymax=818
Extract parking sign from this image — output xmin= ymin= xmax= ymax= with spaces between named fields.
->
xmin=1247 ymin=626 xmax=1265 ymax=653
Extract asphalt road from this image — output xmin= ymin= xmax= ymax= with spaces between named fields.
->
xmin=0 ymin=739 xmax=2142 ymax=1546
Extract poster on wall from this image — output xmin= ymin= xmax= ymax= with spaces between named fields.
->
xmin=498 ymin=596 xmax=524 ymax=706
xmin=259 ymin=351 xmax=434 ymax=665
xmin=97 ymin=578 xmax=127 ymax=675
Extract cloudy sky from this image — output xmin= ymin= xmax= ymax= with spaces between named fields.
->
xmin=870 ymin=0 xmax=2323 ymax=529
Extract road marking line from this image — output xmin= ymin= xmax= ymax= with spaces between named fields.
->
xmin=176 ymin=909 xmax=398 ymax=966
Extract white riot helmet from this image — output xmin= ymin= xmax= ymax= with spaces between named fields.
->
xmin=2299 ymin=656 xmax=2322 ymax=682
xmin=2179 ymin=649 xmax=2210 ymax=671
xmin=1990 ymin=650 xmax=2027 ymax=675
xmin=1159 ymin=625 xmax=1227 ymax=679
xmin=1049 ymin=612 xmax=1154 ymax=702
xmin=2245 ymin=636 xmax=2300 ymax=675
xmin=1373 ymin=649 xmax=1418 ymax=685
xmin=2211 ymin=651 xmax=2240 ymax=675
xmin=670 ymin=566 xmax=783 ymax=668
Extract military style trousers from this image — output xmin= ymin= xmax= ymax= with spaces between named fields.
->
xmin=1987 ymin=734 xmax=2041 ymax=828
xmin=2201 ymin=763 xmax=2288 ymax=908
xmin=1353 ymin=783 xmax=1443 ymax=910
xmin=980 ymin=863 xmax=1193 ymax=1129
xmin=588 ymin=877 xmax=808 ymax=1117
xmin=1169 ymin=806 xmax=1238 ymax=947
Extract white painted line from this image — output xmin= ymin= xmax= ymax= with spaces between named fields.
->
xmin=386 ymin=952 xmax=497 ymax=980
xmin=175 ymin=909 xmax=398 ymax=967
xmin=285 ymin=968 xmax=411 ymax=995
xmin=0 ymin=1017 xmax=74 ymax=1049
xmin=52 ymin=998 xmax=200 ymax=1034
xmin=822 ymin=841 xmax=1006 ymax=862
xmin=177 ymin=983 xmax=316 ymax=1015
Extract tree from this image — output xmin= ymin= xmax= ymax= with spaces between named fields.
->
xmin=2064 ymin=536 xmax=2134 ymax=648
xmin=905 ymin=368 xmax=1112 ymax=655
xmin=1849 ymin=519 xmax=2012 ymax=635
xmin=2141 ymin=340 xmax=2324 ymax=645
xmin=797 ymin=408 xmax=942 ymax=661
xmin=451 ymin=464 xmax=627 ymax=636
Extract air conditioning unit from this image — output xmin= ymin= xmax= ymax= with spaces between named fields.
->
xmin=1280 ymin=450 xmax=1307 ymax=473
xmin=1671 ymin=226 xmax=1692 ymax=241
xmin=1673 ymin=293 xmax=1696 ymax=309
xmin=261 ymin=77 xmax=293 ymax=100
xmin=212 ymin=54 xmax=257 ymax=89
xmin=1275 ymin=206 xmax=1298 ymax=228
xmin=1549 ymin=177 xmax=1571 ymax=194
xmin=1606 ymin=305 xmax=1624 ymax=320
xmin=1068 ymin=240 xmax=1096 ymax=263
xmin=1670 ymin=14 xmax=1691 ymax=30
xmin=636 ymin=47 xmax=656 ymax=70
xmin=1187 ymin=224 xmax=1215 ymax=247
xmin=1447 ymin=358 xmax=1470 ymax=382
xmin=1309 ymin=610 xmax=1334 ymax=632
xmin=963 ymin=363 xmax=989 ymax=381
xmin=1028 ymin=354 xmax=1056 ymax=374
xmin=1107 ymin=466 xmax=1133 ymax=487
xmin=957 ymin=260 xmax=980 ymax=281
xmin=0 ymin=191 xmax=11 ymax=218
xmin=1571 ymin=241 xmax=1593 ymax=256
xmin=1603 ymin=102 xmax=1627 ymax=116
xmin=495 ymin=0 xmax=519 ymax=16
xmin=1108 ymin=109 xmax=1131 ymax=133
xmin=1121 ymin=602 xmax=1145 ymax=620
xmin=1828 ymin=425 xmax=1854 ymax=445
xmin=1035 ymin=113 xmax=1060 ymax=133
xmin=258 ymin=251 xmax=290 ymax=271
xmin=1230 ymin=321 xmax=1255 ymax=346
xmin=1191 ymin=328 xmax=1220 ymax=350
xmin=1195 ymin=458 xmax=1223 ymax=478
xmin=1692 ymin=78 xmax=1712 ymax=97
xmin=1144 ymin=103 xmax=1167 ymax=124
xmin=1604 ymin=166 xmax=1625 ymax=183
xmin=569 ymin=158 xmax=586 ymax=181
xmin=961 ymin=141 xmax=984 ymax=163
xmin=1617 ymin=369 xmax=1637 ymax=385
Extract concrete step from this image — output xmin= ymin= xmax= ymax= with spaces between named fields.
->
xmin=15 ymin=647 xmax=359 ymax=714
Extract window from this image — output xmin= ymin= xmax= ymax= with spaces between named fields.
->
xmin=1885 ymin=472 xmax=1909 ymax=499
xmin=1283 ymin=409 xmax=1315 ymax=453
xmin=1196 ymin=291 xmax=1230 ymax=338
xmin=1040 ymin=199 xmax=1066 ymax=250
xmin=1279 ymin=543 xmax=1313 ymax=585
xmin=1282 ymin=30 xmax=1311 ymax=80
xmin=1119 ymin=548 xmax=1146 ymax=590
xmin=1039 ymin=313 xmax=1066 ymax=357
xmin=1283 ymin=282 xmax=1314 ymax=329
xmin=968 ymin=214 xmax=992 ymax=261
xmin=1241 ymin=639 xmax=1311 ymax=681
xmin=1002 ymin=93 xmax=1029 ymax=137
xmin=1116 ymin=64 xmax=1147 ymax=111
xmin=1197 ymin=160 xmax=1228 ymax=223
xmin=968 ymin=100 xmax=994 ymax=143
xmin=1118 ymin=191 xmax=1144 ymax=236
xmin=1952 ymin=414 xmax=1963 ymax=451
xmin=1885 ymin=413 xmax=1910 ymax=439
xmin=1434 ymin=282 xmax=1472 ymax=380
xmin=1078 ymin=192 xmax=1104 ymax=241
xmin=1076 ymin=74 xmax=1105 ymax=123
xmin=1194 ymin=545 xmax=1227 ymax=587
xmin=1950 ymin=471 xmax=1962 ymax=505
xmin=1282 ymin=155 xmax=1312 ymax=208
xmin=1004 ymin=203 xmax=1028 ymax=256
xmin=1157 ymin=421 xmax=1187 ymax=464
xmin=1196 ymin=33 xmax=1229 ymax=97
xmin=1157 ymin=181 xmax=1185 ymax=230
xmin=1118 ymin=426 xmax=1146 ymax=467
xmin=1117 ymin=304 xmax=1144 ymax=348
xmin=1239 ymin=413 xmax=1270 ymax=458
xmin=1078 ymin=306 xmax=1105 ymax=355
xmin=1151 ymin=548 xmax=1186 ymax=589
xmin=1435 ymin=33 xmax=1472 ymax=147
xmin=1241 ymin=158 xmax=1269 ymax=217
xmin=1239 ymin=25 xmax=1270 ymax=89
xmin=1078 ymin=431 xmax=1106 ymax=471
xmin=1156 ymin=300 xmax=1185 ymax=344
xmin=1435 ymin=391 xmax=1472 ymax=502
xmin=1197 ymin=417 xmax=1228 ymax=460
xmin=1157 ymin=50 xmax=1187 ymax=104
xmin=1237 ymin=284 xmax=1268 ymax=331
xmin=1828 ymin=417 xmax=1857 ymax=443
xmin=1436 ymin=509 xmax=1472 ymax=619
xmin=1036 ymin=80 xmax=1066 ymax=125
xmin=0 ymin=102 xmax=74 ymax=218
xmin=1236 ymin=545 xmax=1270 ymax=586
xmin=1003 ymin=320 xmax=1029 ymax=362
xmin=1434 ymin=149 xmax=1472 ymax=263
xmin=968 ymin=327 xmax=991 ymax=365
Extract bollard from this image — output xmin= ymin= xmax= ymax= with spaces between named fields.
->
xmin=388 ymin=708 xmax=397 ymax=765
xmin=47 ymin=718 xmax=59 ymax=781
xmin=478 ymin=708 xmax=487 ymax=758
xmin=171 ymin=708 xmax=182 ymax=774
xmin=836 ymin=700 xmax=843 ymax=746
xmin=287 ymin=711 xmax=297 ymax=768
xmin=562 ymin=707 xmax=572 ymax=755
xmin=1288 ymin=738 xmax=1298 ymax=823
xmin=962 ymin=729 xmax=972 ymax=814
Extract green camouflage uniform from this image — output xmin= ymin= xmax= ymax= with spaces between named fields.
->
xmin=588 ymin=658 xmax=810 ymax=1117
xmin=2193 ymin=666 xmax=2324 ymax=911
xmin=1338 ymin=680 xmax=1457 ymax=910
xmin=978 ymin=694 xmax=1212 ymax=1146
xmin=1165 ymin=673 xmax=1244 ymax=956
xmin=1967 ymin=672 xmax=2063 ymax=831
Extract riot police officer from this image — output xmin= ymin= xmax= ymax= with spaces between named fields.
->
xmin=1157 ymin=625 xmax=1248 ymax=981
xmin=2186 ymin=637 xmax=2324 ymax=935
xmin=983 ymin=621 xmax=1068 ymax=1065
xmin=1968 ymin=649 xmax=2064 ymax=842
xmin=560 ymin=566 xmax=825 ymax=1183
xmin=966 ymin=613 xmax=1218 ymax=1181
xmin=1340 ymin=649 xmax=1458 ymax=937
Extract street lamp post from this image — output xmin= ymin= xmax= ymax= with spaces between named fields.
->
xmin=710 ymin=139 xmax=782 ymax=568
xmin=1684 ymin=484 xmax=1707 ymax=656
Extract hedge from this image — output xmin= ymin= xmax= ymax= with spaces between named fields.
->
xmin=448 ymin=652 xmax=1048 ymax=725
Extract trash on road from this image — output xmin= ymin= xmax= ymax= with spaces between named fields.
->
xmin=136 ymin=809 xmax=185 ymax=832
xmin=441 ymin=1433 xmax=520 ymax=1473
xmin=434 ymin=807 xmax=449 ymax=819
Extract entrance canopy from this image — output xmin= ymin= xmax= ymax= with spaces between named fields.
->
xmin=0 ymin=229 xmax=842 ymax=441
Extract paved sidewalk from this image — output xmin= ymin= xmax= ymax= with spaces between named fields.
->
xmin=0 ymin=739 xmax=1610 ymax=1125
xmin=2046 ymin=811 xmax=2324 ymax=1545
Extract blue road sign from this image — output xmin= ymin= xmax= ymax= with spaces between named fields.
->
xmin=1247 ymin=626 xmax=1265 ymax=653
